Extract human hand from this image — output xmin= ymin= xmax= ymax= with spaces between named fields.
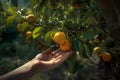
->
xmin=0 ymin=48 xmax=72 ymax=80
xmin=31 ymin=48 xmax=73 ymax=72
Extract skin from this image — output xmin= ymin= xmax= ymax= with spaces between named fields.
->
xmin=0 ymin=48 xmax=73 ymax=80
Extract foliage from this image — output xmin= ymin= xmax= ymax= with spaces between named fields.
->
xmin=0 ymin=0 xmax=119 ymax=80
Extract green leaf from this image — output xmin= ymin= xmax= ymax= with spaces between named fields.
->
xmin=82 ymin=43 xmax=88 ymax=58
xmin=85 ymin=16 xmax=97 ymax=25
xmin=95 ymin=27 xmax=104 ymax=34
xmin=44 ymin=30 xmax=57 ymax=43
xmin=7 ymin=5 xmax=15 ymax=15
xmin=82 ymin=29 xmax=97 ymax=39
xmin=33 ymin=27 xmax=43 ymax=39
xmin=71 ymin=38 xmax=79 ymax=53
xmin=76 ymin=38 xmax=85 ymax=55
xmin=82 ymin=43 xmax=93 ymax=58
xmin=21 ymin=22 xmax=29 ymax=31
xmin=6 ymin=15 xmax=16 ymax=25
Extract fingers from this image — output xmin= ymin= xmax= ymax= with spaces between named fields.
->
xmin=56 ymin=49 xmax=73 ymax=57
xmin=51 ymin=48 xmax=61 ymax=55
xmin=53 ymin=50 xmax=63 ymax=58
xmin=34 ymin=48 xmax=53 ymax=60
xmin=56 ymin=50 xmax=73 ymax=63
xmin=61 ymin=50 xmax=73 ymax=59
xmin=41 ymin=48 xmax=53 ymax=55
xmin=34 ymin=47 xmax=73 ymax=64
xmin=50 ymin=50 xmax=73 ymax=64
xmin=34 ymin=50 xmax=73 ymax=72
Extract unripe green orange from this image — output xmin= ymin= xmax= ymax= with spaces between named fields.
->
xmin=26 ymin=14 xmax=36 ymax=23
xmin=26 ymin=31 xmax=32 ymax=38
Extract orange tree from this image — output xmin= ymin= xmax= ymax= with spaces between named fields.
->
xmin=0 ymin=0 xmax=120 ymax=80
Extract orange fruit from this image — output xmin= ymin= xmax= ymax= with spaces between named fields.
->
xmin=54 ymin=32 xmax=67 ymax=45
xmin=102 ymin=52 xmax=112 ymax=62
xmin=93 ymin=47 xmax=102 ymax=54
xmin=17 ymin=23 xmax=22 ymax=32
xmin=26 ymin=14 xmax=35 ymax=23
xmin=60 ymin=40 xmax=71 ymax=51
xmin=26 ymin=31 xmax=32 ymax=38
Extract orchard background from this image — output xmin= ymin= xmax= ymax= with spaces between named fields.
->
xmin=0 ymin=0 xmax=120 ymax=80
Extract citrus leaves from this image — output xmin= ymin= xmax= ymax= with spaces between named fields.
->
xmin=7 ymin=5 xmax=16 ymax=15
xmin=6 ymin=15 xmax=16 ymax=25
xmin=44 ymin=30 xmax=57 ymax=43
xmin=21 ymin=22 xmax=29 ymax=30
xmin=84 ymin=17 xmax=97 ymax=25
xmin=81 ymin=29 xmax=97 ymax=39
xmin=71 ymin=37 xmax=93 ymax=58
xmin=5 ymin=4 xmax=17 ymax=25
xmin=33 ymin=27 xmax=43 ymax=38
xmin=17 ymin=22 xmax=29 ymax=32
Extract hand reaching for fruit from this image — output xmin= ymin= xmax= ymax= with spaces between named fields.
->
xmin=0 ymin=48 xmax=73 ymax=80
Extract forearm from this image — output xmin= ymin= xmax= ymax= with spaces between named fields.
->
xmin=0 ymin=60 xmax=36 ymax=80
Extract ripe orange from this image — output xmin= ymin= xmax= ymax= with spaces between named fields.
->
xmin=102 ymin=52 xmax=112 ymax=62
xmin=60 ymin=40 xmax=71 ymax=51
xmin=54 ymin=32 xmax=67 ymax=45
xmin=26 ymin=14 xmax=36 ymax=23
xmin=17 ymin=24 xmax=22 ymax=32
xmin=26 ymin=31 xmax=32 ymax=38
xmin=93 ymin=47 xmax=102 ymax=54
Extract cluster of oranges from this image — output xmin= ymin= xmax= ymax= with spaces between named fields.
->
xmin=17 ymin=14 xmax=36 ymax=38
xmin=93 ymin=46 xmax=112 ymax=62
xmin=53 ymin=31 xmax=71 ymax=51
xmin=53 ymin=31 xmax=112 ymax=62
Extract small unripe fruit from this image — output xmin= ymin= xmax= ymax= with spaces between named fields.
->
xmin=26 ymin=31 xmax=32 ymax=38
xmin=26 ymin=14 xmax=36 ymax=23
xmin=93 ymin=47 xmax=102 ymax=54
